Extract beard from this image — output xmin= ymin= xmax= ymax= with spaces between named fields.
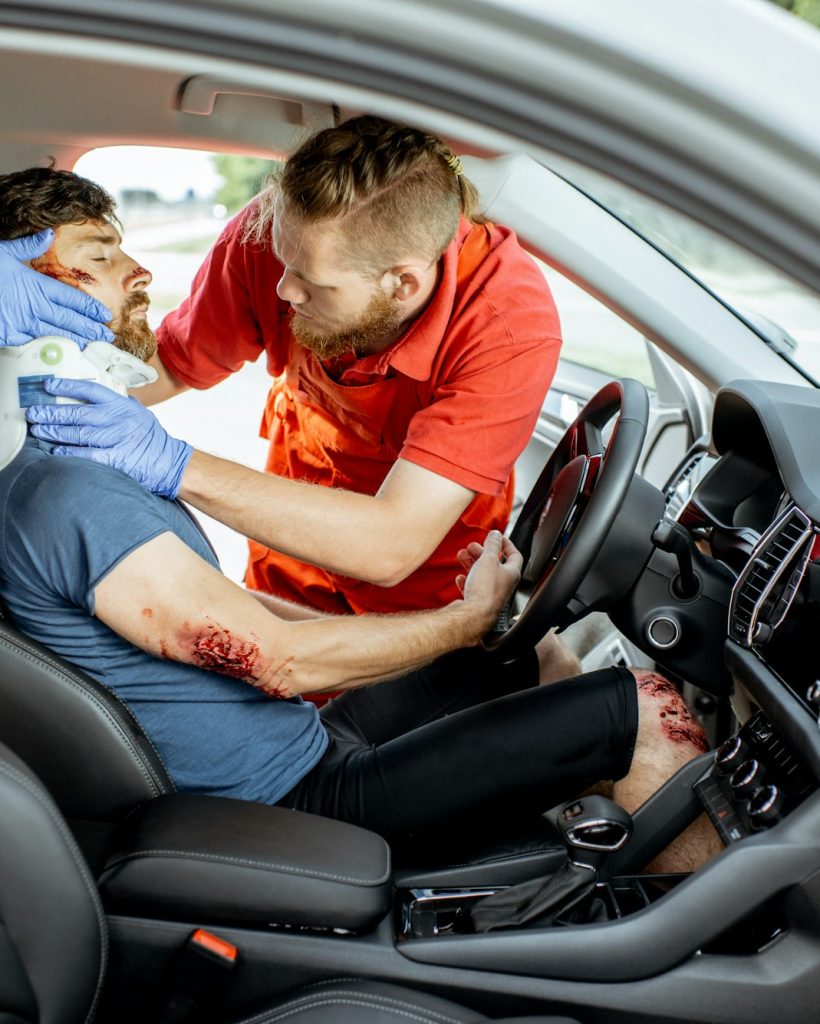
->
xmin=111 ymin=290 xmax=157 ymax=362
xmin=290 ymin=288 xmax=405 ymax=361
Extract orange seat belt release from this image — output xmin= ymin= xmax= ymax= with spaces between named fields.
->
xmin=155 ymin=928 xmax=238 ymax=1024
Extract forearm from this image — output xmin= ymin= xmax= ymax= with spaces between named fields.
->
xmin=248 ymin=588 xmax=330 ymax=621
xmin=270 ymin=599 xmax=490 ymax=695
xmin=178 ymin=451 xmax=460 ymax=585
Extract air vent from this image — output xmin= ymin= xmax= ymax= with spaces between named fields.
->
xmin=729 ymin=507 xmax=813 ymax=648
xmin=664 ymin=451 xmax=715 ymax=520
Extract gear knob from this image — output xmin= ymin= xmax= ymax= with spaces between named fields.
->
xmin=556 ymin=795 xmax=633 ymax=867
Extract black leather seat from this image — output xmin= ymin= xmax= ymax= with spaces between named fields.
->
xmin=0 ymin=738 xmax=581 ymax=1024
xmin=0 ymin=613 xmax=173 ymax=823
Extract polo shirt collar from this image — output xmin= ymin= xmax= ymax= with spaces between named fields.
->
xmin=360 ymin=220 xmax=470 ymax=382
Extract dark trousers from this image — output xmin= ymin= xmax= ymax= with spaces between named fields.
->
xmin=279 ymin=648 xmax=637 ymax=844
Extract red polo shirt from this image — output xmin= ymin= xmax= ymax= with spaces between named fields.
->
xmin=157 ymin=205 xmax=561 ymax=613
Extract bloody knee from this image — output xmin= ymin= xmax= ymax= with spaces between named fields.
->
xmin=634 ymin=669 xmax=708 ymax=754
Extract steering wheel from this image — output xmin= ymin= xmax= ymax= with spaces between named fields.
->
xmin=483 ymin=378 xmax=649 ymax=658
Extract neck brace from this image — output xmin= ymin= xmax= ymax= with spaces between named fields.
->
xmin=0 ymin=336 xmax=158 ymax=471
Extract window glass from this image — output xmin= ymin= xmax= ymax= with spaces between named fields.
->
xmin=548 ymin=159 xmax=820 ymax=383
xmin=74 ymin=146 xmax=272 ymax=582
xmin=536 ymin=261 xmax=654 ymax=386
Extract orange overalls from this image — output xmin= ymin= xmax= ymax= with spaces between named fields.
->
xmin=245 ymin=224 xmax=513 ymax=614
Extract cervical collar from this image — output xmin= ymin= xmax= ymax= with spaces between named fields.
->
xmin=0 ymin=336 xmax=158 ymax=470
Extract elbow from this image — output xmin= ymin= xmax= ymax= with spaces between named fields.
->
xmin=359 ymin=549 xmax=426 ymax=588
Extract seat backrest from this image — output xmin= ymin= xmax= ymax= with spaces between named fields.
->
xmin=0 ymin=614 xmax=173 ymax=820
xmin=0 ymin=740 xmax=105 ymax=1024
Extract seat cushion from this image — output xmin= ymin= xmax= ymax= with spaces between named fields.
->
xmin=240 ymin=979 xmax=580 ymax=1024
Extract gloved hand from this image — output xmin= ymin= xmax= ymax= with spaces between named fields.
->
xmin=26 ymin=377 xmax=193 ymax=499
xmin=0 ymin=229 xmax=114 ymax=347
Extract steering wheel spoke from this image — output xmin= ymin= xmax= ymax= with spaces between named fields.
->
xmin=572 ymin=419 xmax=606 ymax=462
xmin=483 ymin=380 xmax=649 ymax=657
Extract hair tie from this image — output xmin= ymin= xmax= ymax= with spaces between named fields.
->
xmin=445 ymin=153 xmax=464 ymax=177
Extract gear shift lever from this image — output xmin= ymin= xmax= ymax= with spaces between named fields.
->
xmin=557 ymin=794 xmax=633 ymax=867
xmin=470 ymin=796 xmax=634 ymax=932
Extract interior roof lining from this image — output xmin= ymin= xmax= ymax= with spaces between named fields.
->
xmin=0 ymin=29 xmax=518 ymax=161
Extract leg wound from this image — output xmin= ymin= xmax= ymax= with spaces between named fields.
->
xmin=635 ymin=670 xmax=708 ymax=753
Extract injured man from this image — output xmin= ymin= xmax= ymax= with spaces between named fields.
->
xmin=0 ymin=166 xmax=720 ymax=870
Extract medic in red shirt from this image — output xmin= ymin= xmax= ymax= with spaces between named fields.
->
xmin=13 ymin=116 xmax=563 ymax=619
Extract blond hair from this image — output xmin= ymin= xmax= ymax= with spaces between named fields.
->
xmin=246 ymin=115 xmax=483 ymax=274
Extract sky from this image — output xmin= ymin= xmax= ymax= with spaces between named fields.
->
xmin=74 ymin=146 xmax=222 ymax=202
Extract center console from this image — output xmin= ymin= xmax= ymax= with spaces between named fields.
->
xmin=397 ymin=793 xmax=686 ymax=939
xmin=395 ymin=717 xmax=820 ymax=978
xmin=696 ymin=710 xmax=815 ymax=844
xmin=399 ymin=873 xmax=687 ymax=939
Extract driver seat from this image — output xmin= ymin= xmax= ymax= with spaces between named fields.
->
xmin=0 ymin=736 xmax=583 ymax=1024
xmin=0 ymin=610 xmax=566 ymax=882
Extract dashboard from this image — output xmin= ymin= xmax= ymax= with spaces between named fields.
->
xmin=662 ymin=379 xmax=820 ymax=844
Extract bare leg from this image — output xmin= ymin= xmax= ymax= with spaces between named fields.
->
xmin=613 ymin=669 xmax=723 ymax=873
xmin=535 ymin=628 xmax=582 ymax=684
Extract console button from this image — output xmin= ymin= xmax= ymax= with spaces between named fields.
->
xmin=730 ymin=758 xmax=764 ymax=798
xmin=748 ymin=784 xmax=784 ymax=828
xmin=646 ymin=615 xmax=680 ymax=649
xmin=714 ymin=735 xmax=746 ymax=776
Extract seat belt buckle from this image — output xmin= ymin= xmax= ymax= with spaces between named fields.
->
xmin=155 ymin=928 xmax=238 ymax=1023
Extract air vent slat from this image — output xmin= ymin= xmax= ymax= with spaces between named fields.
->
xmin=729 ymin=507 xmax=813 ymax=648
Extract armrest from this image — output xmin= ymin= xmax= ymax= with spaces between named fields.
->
xmin=97 ymin=794 xmax=392 ymax=932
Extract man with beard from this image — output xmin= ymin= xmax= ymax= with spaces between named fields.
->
xmin=8 ymin=119 xmax=569 ymax=648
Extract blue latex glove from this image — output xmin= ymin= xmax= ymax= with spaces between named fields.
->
xmin=0 ymin=229 xmax=114 ymax=347
xmin=27 ymin=377 xmax=193 ymax=499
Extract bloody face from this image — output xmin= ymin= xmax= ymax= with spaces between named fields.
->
xmin=30 ymin=219 xmax=157 ymax=361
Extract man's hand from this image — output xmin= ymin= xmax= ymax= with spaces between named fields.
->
xmin=456 ymin=530 xmax=522 ymax=634
xmin=0 ymin=230 xmax=114 ymax=347
xmin=26 ymin=377 xmax=193 ymax=499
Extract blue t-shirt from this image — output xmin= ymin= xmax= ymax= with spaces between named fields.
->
xmin=0 ymin=439 xmax=328 ymax=804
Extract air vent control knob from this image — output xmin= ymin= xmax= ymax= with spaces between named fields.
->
xmin=806 ymin=681 xmax=820 ymax=713
xmin=748 ymin=784 xmax=784 ymax=828
xmin=730 ymin=758 xmax=764 ymax=798
xmin=714 ymin=735 xmax=747 ymax=776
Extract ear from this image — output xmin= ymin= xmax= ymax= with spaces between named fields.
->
xmin=381 ymin=260 xmax=430 ymax=303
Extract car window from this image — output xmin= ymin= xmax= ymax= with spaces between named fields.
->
xmin=547 ymin=158 xmax=820 ymax=384
xmin=537 ymin=261 xmax=654 ymax=386
xmin=74 ymin=146 xmax=272 ymax=582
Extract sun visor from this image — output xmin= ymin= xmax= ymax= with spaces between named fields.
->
xmin=0 ymin=337 xmax=158 ymax=471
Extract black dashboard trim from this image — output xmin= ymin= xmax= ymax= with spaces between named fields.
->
xmin=724 ymin=640 xmax=820 ymax=780
xmin=713 ymin=382 xmax=820 ymax=524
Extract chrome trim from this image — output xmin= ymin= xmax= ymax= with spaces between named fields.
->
xmin=728 ymin=505 xmax=813 ymax=648
xmin=646 ymin=615 xmax=681 ymax=649
xmin=566 ymin=818 xmax=630 ymax=852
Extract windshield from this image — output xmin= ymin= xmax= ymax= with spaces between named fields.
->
xmin=550 ymin=161 xmax=820 ymax=385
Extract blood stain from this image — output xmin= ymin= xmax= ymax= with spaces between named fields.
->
xmin=664 ymin=722 xmax=709 ymax=753
xmin=68 ymin=267 xmax=96 ymax=285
